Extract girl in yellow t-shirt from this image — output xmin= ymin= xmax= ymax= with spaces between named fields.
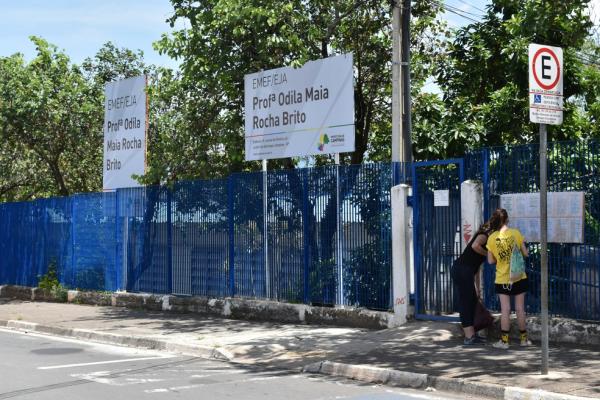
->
xmin=486 ymin=208 xmax=530 ymax=349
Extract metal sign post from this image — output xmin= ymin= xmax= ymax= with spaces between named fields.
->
xmin=539 ymin=123 xmax=549 ymax=374
xmin=529 ymin=43 xmax=563 ymax=376
xmin=263 ymin=159 xmax=270 ymax=299
xmin=335 ymin=153 xmax=343 ymax=306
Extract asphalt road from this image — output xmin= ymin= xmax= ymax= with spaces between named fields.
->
xmin=0 ymin=329 xmax=468 ymax=400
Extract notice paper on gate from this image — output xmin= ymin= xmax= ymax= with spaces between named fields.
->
xmin=433 ymin=190 xmax=449 ymax=207
xmin=500 ymin=192 xmax=584 ymax=243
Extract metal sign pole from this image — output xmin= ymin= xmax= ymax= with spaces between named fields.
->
xmin=263 ymin=159 xmax=270 ymax=299
xmin=335 ymin=153 xmax=343 ymax=306
xmin=540 ymin=123 xmax=549 ymax=374
xmin=529 ymin=43 xmax=562 ymax=376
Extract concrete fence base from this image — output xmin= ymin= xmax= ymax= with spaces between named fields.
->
xmin=0 ymin=285 xmax=393 ymax=330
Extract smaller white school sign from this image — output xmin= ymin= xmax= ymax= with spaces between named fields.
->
xmin=244 ymin=54 xmax=355 ymax=160
xmin=103 ymin=75 xmax=147 ymax=190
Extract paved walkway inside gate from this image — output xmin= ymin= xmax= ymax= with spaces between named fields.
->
xmin=0 ymin=299 xmax=599 ymax=399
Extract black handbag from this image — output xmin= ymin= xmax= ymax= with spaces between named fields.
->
xmin=473 ymin=300 xmax=494 ymax=332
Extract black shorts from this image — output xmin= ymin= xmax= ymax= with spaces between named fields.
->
xmin=495 ymin=278 xmax=529 ymax=295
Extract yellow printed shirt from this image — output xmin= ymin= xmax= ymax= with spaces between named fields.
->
xmin=486 ymin=228 xmax=526 ymax=284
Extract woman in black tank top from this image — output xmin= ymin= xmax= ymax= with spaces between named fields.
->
xmin=451 ymin=216 xmax=501 ymax=345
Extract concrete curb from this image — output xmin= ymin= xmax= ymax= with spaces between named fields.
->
xmin=302 ymin=361 xmax=428 ymax=389
xmin=0 ymin=319 xmax=231 ymax=361
xmin=504 ymin=387 xmax=597 ymax=400
xmin=0 ymin=318 xmax=596 ymax=400
xmin=302 ymin=361 xmax=597 ymax=400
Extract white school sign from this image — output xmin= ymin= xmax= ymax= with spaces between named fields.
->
xmin=103 ymin=75 xmax=147 ymax=191
xmin=244 ymin=54 xmax=355 ymax=161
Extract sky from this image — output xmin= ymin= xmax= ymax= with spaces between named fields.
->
xmin=0 ymin=0 xmax=183 ymax=69
xmin=0 ymin=0 xmax=598 ymax=70
xmin=433 ymin=0 xmax=600 ymax=93
xmin=444 ymin=0 xmax=600 ymax=28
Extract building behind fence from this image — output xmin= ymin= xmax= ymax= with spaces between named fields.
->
xmin=0 ymin=140 xmax=598 ymax=320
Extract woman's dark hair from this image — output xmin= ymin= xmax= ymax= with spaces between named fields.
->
xmin=477 ymin=208 xmax=509 ymax=235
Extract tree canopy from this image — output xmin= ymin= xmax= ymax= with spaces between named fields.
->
xmin=0 ymin=1 xmax=599 ymax=201
xmin=414 ymin=0 xmax=600 ymax=160
xmin=0 ymin=38 xmax=102 ymax=200
xmin=154 ymin=0 xmax=447 ymax=172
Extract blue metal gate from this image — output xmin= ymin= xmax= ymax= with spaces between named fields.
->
xmin=412 ymin=159 xmax=464 ymax=320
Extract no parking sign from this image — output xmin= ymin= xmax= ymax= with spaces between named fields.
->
xmin=528 ymin=42 xmax=565 ymax=375
xmin=529 ymin=44 xmax=563 ymax=125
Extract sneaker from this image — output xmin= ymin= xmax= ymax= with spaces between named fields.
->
xmin=474 ymin=334 xmax=487 ymax=343
xmin=492 ymin=340 xmax=509 ymax=349
xmin=463 ymin=335 xmax=485 ymax=345
xmin=520 ymin=338 xmax=533 ymax=347
xmin=463 ymin=336 xmax=476 ymax=345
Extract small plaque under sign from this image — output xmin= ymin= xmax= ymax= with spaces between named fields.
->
xmin=434 ymin=190 xmax=449 ymax=207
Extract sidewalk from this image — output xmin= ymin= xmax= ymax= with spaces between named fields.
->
xmin=0 ymin=299 xmax=599 ymax=399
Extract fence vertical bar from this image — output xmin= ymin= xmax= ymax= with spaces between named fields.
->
xmin=70 ymin=195 xmax=76 ymax=287
xmin=263 ymin=160 xmax=270 ymax=299
xmin=228 ymin=176 xmax=235 ymax=297
xmin=115 ymin=189 xmax=120 ymax=290
xmin=411 ymin=163 xmax=420 ymax=315
xmin=302 ymin=170 xmax=310 ymax=304
xmin=335 ymin=154 xmax=343 ymax=306
xmin=42 ymin=200 xmax=48 ymax=283
xmin=166 ymin=188 xmax=173 ymax=294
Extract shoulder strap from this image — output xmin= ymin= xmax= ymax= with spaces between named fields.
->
xmin=467 ymin=231 xmax=488 ymax=250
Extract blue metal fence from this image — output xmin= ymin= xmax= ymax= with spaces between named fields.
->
xmin=0 ymin=198 xmax=71 ymax=287
xmin=412 ymin=159 xmax=464 ymax=320
xmin=1 ymin=140 xmax=598 ymax=320
xmin=466 ymin=140 xmax=600 ymax=321
xmin=0 ymin=163 xmax=399 ymax=311
xmin=69 ymin=193 xmax=118 ymax=291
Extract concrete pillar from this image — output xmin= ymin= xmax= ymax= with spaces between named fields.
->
xmin=391 ymin=184 xmax=413 ymax=327
xmin=460 ymin=180 xmax=483 ymax=251
xmin=461 ymin=180 xmax=483 ymax=297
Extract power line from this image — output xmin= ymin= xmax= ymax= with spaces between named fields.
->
xmin=440 ymin=1 xmax=600 ymax=69
xmin=578 ymin=50 xmax=600 ymax=62
xmin=445 ymin=2 xmax=485 ymax=18
xmin=571 ymin=51 xmax=600 ymax=68
xmin=450 ymin=0 xmax=487 ymax=14
xmin=588 ymin=1 xmax=600 ymax=38
xmin=443 ymin=5 xmax=482 ymax=24
xmin=575 ymin=55 xmax=600 ymax=67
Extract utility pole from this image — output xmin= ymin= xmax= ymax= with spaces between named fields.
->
xmin=401 ymin=0 xmax=412 ymax=163
xmin=391 ymin=0 xmax=402 ymax=163
xmin=391 ymin=0 xmax=412 ymax=163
